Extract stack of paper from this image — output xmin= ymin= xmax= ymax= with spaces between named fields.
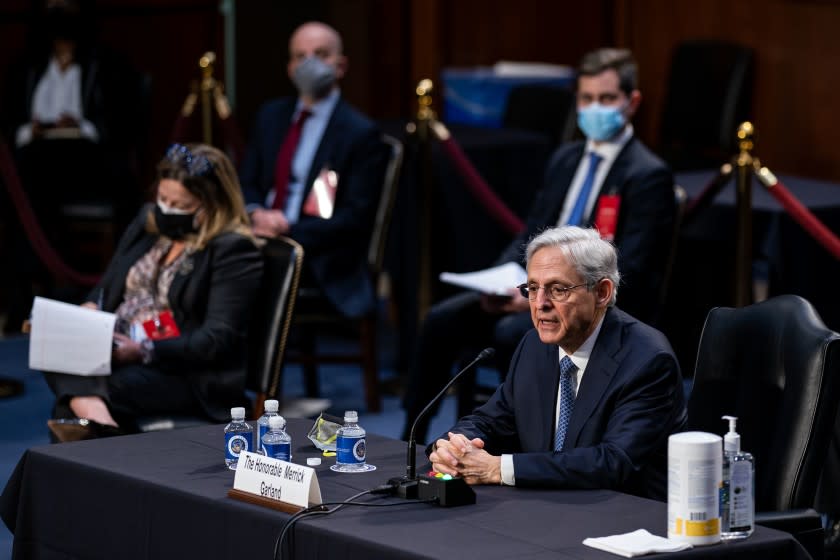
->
xmin=439 ymin=262 xmax=527 ymax=296
xmin=28 ymin=297 xmax=116 ymax=376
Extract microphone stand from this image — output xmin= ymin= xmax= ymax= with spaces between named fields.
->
xmin=389 ymin=348 xmax=495 ymax=499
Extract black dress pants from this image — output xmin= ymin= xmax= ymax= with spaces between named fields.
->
xmin=44 ymin=364 xmax=205 ymax=432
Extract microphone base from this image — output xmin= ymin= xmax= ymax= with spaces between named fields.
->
xmin=387 ymin=476 xmax=419 ymax=499
xmin=417 ymin=474 xmax=476 ymax=507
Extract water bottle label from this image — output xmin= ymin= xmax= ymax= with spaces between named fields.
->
xmin=337 ymin=435 xmax=365 ymax=464
xmin=263 ymin=442 xmax=291 ymax=462
xmin=225 ymin=432 xmax=253 ymax=461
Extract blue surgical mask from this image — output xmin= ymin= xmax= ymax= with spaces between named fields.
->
xmin=577 ymin=103 xmax=627 ymax=142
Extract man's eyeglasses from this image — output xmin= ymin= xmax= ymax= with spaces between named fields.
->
xmin=165 ymin=143 xmax=213 ymax=177
xmin=517 ymin=282 xmax=588 ymax=302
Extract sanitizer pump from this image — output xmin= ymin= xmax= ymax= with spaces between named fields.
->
xmin=720 ymin=415 xmax=754 ymax=539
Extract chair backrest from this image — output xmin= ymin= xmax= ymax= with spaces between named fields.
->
xmin=247 ymin=235 xmax=304 ymax=412
xmin=660 ymin=40 xmax=754 ymax=170
xmin=688 ymin=295 xmax=840 ymax=511
xmin=367 ymin=134 xmax=403 ymax=277
xmin=502 ymin=84 xmax=577 ymax=146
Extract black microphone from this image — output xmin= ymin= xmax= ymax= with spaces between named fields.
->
xmin=389 ymin=347 xmax=495 ymax=500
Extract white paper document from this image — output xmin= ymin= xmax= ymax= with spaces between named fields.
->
xmin=28 ymin=296 xmax=116 ymax=376
xmin=439 ymin=262 xmax=527 ymax=296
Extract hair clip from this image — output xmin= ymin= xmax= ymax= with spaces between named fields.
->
xmin=165 ymin=143 xmax=214 ymax=177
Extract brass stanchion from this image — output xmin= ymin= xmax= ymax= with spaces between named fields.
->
xmin=412 ymin=79 xmax=436 ymax=321
xmin=199 ymin=52 xmax=216 ymax=145
xmin=734 ymin=122 xmax=757 ymax=307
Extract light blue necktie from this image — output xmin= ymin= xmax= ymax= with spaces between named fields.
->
xmin=554 ymin=356 xmax=578 ymax=451
xmin=567 ymin=152 xmax=603 ymax=226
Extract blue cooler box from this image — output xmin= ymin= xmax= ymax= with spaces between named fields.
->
xmin=442 ymin=67 xmax=575 ymax=128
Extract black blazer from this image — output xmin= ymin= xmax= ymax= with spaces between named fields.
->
xmin=88 ymin=205 xmax=264 ymax=422
xmin=498 ymin=137 xmax=675 ymax=323
xmin=440 ymin=307 xmax=687 ymax=500
xmin=239 ymin=96 xmax=388 ymax=317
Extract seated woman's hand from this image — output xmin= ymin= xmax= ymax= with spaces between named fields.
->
xmin=112 ymin=333 xmax=143 ymax=364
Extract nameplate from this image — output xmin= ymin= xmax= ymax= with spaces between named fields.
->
xmin=233 ymin=451 xmax=322 ymax=509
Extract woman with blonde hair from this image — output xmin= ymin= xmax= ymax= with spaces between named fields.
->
xmin=46 ymin=143 xmax=263 ymax=440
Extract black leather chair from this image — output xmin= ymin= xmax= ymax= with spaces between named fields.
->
xmin=659 ymin=40 xmax=754 ymax=171
xmin=137 ymin=235 xmax=303 ymax=431
xmin=688 ymin=294 xmax=840 ymax=558
xmin=502 ymin=84 xmax=577 ymax=146
xmin=288 ymin=134 xmax=403 ymax=413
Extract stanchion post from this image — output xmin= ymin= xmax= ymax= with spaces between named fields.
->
xmin=199 ymin=52 xmax=217 ymax=146
xmin=413 ymin=79 xmax=436 ymax=321
xmin=734 ymin=122 xmax=756 ymax=307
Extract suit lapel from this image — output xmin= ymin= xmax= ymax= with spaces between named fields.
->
xmin=564 ymin=309 xmax=624 ymax=448
xmin=301 ymin=100 xmax=346 ymax=203
xmin=584 ymin=137 xmax=635 ymax=225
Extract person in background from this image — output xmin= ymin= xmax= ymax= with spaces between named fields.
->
xmin=428 ymin=226 xmax=686 ymax=500
xmin=239 ymin=21 xmax=388 ymax=319
xmin=44 ymin=143 xmax=263 ymax=441
xmin=403 ymin=48 xmax=675 ymax=443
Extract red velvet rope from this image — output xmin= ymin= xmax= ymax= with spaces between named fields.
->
xmin=0 ymin=139 xmax=100 ymax=286
xmin=764 ymin=178 xmax=840 ymax=260
xmin=436 ymin=135 xmax=524 ymax=236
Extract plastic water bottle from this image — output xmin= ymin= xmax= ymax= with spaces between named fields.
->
xmin=224 ymin=406 xmax=253 ymax=470
xmin=257 ymin=399 xmax=280 ymax=454
xmin=261 ymin=415 xmax=291 ymax=462
xmin=331 ymin=410 xmax=375 ymax=472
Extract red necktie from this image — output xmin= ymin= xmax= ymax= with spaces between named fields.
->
xmin=271 ymin=109 xmax=312 ymax=210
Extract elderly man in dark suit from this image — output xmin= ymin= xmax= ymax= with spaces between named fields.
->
xmin=403 ymin=48 xmax=675 ymax=442
xmin=428 ymin=226 xmax=686 ymax=500
xmin=239 ymin=21 xmax=388 ymax=318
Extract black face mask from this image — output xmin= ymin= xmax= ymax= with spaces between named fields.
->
xmin=154 ymin=204 xmax=197 ymax=239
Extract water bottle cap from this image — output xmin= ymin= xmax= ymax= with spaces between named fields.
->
xmin=264 ymin=399 xmax=279 ymax=412
xmin=268 ymin=415 xmax=286 ymax=429
xmin=230 ymin=406 xmax=245 ymax=419
xmin=307 ymin=457 xmax=321 ymax=466
xmin=344 ymin=410 xmax=358 ymax=422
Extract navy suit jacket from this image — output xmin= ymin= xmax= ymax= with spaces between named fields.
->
xmin=441 ymin=307 xmax=687 ymax=500
xmin=88 ymin=205 xmax=264 ymax=422
xmin=498 ymin=137 xmax=675 ymax=323
xmin=239 ymin=96 xmax=388 ymax=317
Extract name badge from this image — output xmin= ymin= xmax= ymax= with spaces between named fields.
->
xmin=141 ymin=310 xmax=180 ymax=340
xmin=233 ymin=451 xmax=322 ymax=509
xmin=302 ymin=168 xmax=338 ymax=219
xmin=594 ymin=193 xmax=621 ymax=242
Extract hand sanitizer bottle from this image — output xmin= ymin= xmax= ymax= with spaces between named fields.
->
xmin=720 ymin=415 xmax=754 ymax=539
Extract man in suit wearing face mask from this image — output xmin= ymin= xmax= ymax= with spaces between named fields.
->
xmin=403 ymin=48 xmax=675 ymax=444
xmin=239 ymin=21 xmax=388 ymax=319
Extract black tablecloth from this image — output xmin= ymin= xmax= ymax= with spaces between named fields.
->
xmin=1 ymin=419 xmax=810 ymax=559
